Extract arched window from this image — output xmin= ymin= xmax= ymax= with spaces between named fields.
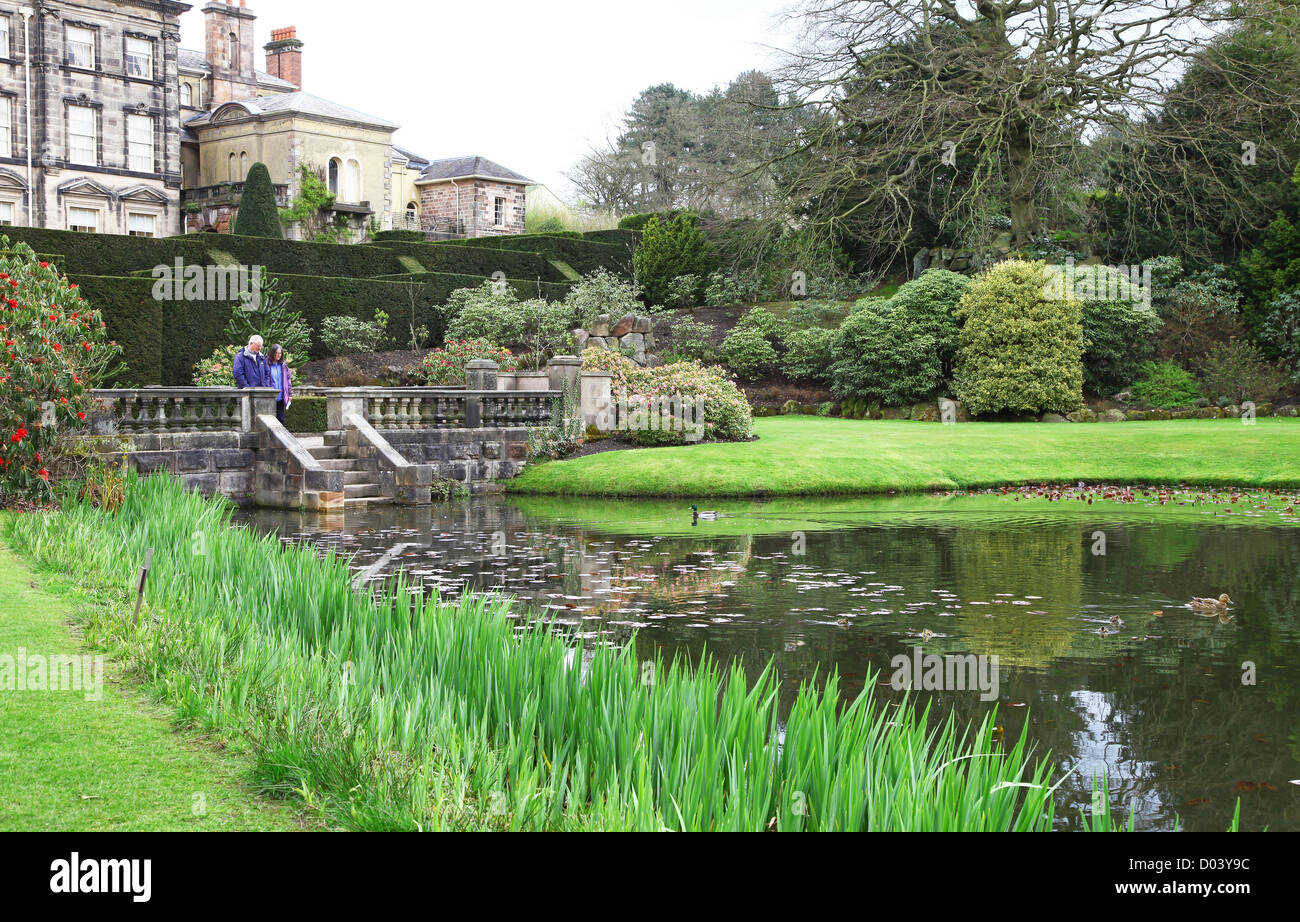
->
xmin=228 ymin=153 xmax=237 ymax=182
xmin=405 ymin=201 xmax=417 ymax=227
xmin=327 ymin=158 xmax=341 ymax=196
xmin=240 ymin=152 xmax=249 ymax=179
xmin=344 ymin=159 xmax=361 ymax=203
xmin=180 ymin=83 xmax=193 ymax=107
xmin=228 ymin=33 xmax=239 ymax=72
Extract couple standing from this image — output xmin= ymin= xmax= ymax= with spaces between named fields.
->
xmin=232 ymin=335 xmax=293 ymax=424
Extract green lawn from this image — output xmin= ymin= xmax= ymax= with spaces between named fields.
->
xmin=508 ymin=416 xmax=1300 ymax=497
xmin=0 ymin=538 xmax=305 ymax=831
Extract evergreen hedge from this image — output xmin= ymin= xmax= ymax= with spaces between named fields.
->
xmin=368 ymin=240 xmax=567 ymax=282
xmin=231 ymin=163 xmax=283 ymax=238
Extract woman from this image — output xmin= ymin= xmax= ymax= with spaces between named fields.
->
xmin=267 ymin=344 xmax=293 ymax=425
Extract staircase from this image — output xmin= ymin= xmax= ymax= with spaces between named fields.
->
xmin=295 ymin=435 xmax=390 ymax=506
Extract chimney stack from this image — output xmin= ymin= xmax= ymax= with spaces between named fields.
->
xmin=204 ymin=0 xmax=257 ymax=105
xmin=264 ymin=27 xmax=303 ymax=90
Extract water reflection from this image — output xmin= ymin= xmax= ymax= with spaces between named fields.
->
xmin=236 ymin=496 xmax=1300 ymax=832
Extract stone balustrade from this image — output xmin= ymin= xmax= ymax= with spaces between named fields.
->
xmin=299 ymin=387 xmax=559 ymax=431
xmin=90 ymin=388 xmax=278 ymax=435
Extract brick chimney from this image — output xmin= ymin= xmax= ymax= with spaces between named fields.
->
xmin=204 ymin=0 xmax=257 ymax=105
xmin=264 ymin=27 xmax=303 ymax=89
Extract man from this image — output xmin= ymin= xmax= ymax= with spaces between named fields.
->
xmin=232 ymin=335 xmax=272 ymax=389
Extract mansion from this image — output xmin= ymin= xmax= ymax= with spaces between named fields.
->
xmin=0 ymin=0 xmax=530 ymax=239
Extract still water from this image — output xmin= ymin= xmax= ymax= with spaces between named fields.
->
xmin=238 ymin=493 xmax=1300 ymax=832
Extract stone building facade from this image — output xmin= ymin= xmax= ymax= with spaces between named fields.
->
xmin=415 ymin=156 xmax=529 ymax=238
xmin=0 ymin=0 xmax=189 ymax=236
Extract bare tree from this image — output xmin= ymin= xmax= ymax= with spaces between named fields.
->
xmin=775 ymin=0 xmax=1300 ymax=262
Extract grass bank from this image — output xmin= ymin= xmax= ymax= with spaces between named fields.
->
xmin=508 ymin=417 xmax=1300 ymax=497
xmin=2 ymin=476 xmax=1093 ymax=832
xmin=0 ymin=538 xmax=303 ymax=831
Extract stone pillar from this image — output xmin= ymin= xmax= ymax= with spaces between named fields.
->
xmin=466 ymin=359 xmax=498 ymax=391
xmin=547 ymin=355 xmax=583 ymax=433
xmin=581 ymin=372 xmax=614 ymax=431
xmin=326 ymin=390 xmax=368 ymax=431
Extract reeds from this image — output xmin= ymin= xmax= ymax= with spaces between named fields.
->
xmin=5 ymin=475 xmax=1064 ymax=831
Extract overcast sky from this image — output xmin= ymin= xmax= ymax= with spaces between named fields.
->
xmin=179 ymin=0 xmax=796 ymax=202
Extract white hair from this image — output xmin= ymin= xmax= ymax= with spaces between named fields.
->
xmin=248 ymin=335 xmax=264 ymax=346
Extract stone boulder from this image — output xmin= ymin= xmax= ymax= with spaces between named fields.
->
xmin=1065 ymin=408 xmax=1097 ymax=423
xmin=633 ymin=316 xmax=653 ymax=334
xmin=1041 ymin=413 xmax=1068 ymax=423
xmin=593 ymin=314 xmax=611 ymax=337
xmin=611 ymin=313 xmax=637 ymax=337
xmin=1100 ymin=409 xmax=1127 ymax=422
xmin=911 ymin=403 xmax=939 ymax=422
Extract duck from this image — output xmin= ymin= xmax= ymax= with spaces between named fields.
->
xmin=689 ymin=505 xmax=722 ymax=521
xmin=1109 ymin=615 xmax=1124 ymax=626
xmin=1190 ymin=594 xmax=1232 ymax=612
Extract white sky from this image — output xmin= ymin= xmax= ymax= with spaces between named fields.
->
xmin=179 ymin=0 xmax=796 ymax=203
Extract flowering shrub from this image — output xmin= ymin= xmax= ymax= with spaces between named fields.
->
xmin=0 ymin=237 xmax=123 ymax=500
xmin=193 ymin=345 xmax=240 ymax=386
xmin=581 ymin=347 xmax=753 ymax=444
xmin=416 ymin=339 xmax=517 ymax=386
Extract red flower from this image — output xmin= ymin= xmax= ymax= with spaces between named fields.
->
xmin=10 ymin=427 xmax=27 ymax=443
xmin=52 ymin=343 xmax=62 ymax=352
xmin=38 ymin=469 xmax=49 ymax=481
xmin=77 ymin=411 xmax=86 ymax=421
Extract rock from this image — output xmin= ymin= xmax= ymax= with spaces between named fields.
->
xmin=1279 ymin=405 xmax=1298 ymax=417
xmin=621 ymin=332 xmax=644 ymax=350
xmin=1255 ymin=402 xmax=1274 ymax=417
xmin=573 ymin=329 xmax=589 ymax=350
xmin=781 ymin=400 xmax=801 ymax=415
xmin=1041 ymin=413 xmax=1068 ymax=423
xmin=1126 ymin=410 xmax=1148 ymax=421
xmin=593 ymin=315 xmax=611 ymax=337
xmin=1100 ymin=409 xmax=1127 ymax=422
xmin=589 ymin=337 xmax=609 ymax=351
xmin=643 ymin=332 xmax=656 ymax=349
xmin=1147 ymin=409 xmax=1171 ymax=421
xmin=1065 ymin=408 xmax=1097 ymax=423
xmin=1225 ymin=405 xmax=1240 ymax=418
xmin=911 ymin=403 xmax=939 ymax=422
xmin=611 ymin=313 xmax=637 ymax=337
xmin=645 ymin=355 xmax=662 ymax=368
xmin=633 ymin=316 xmax=652 ymax=334
xmin=1194 ymin=407 xmax=1222 ymax=419
xmin=1171 ymin=408 xmax=1195 ymax=419
xmin=882 ymin=406 xmax=910 ymax=420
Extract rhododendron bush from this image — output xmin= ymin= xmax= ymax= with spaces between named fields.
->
xmin=581 ymin=347 xmax=753 ymax=444
xmin=416 ymin=339 xmax=517 ymax=386
xmin=0 ymin=237 xmax=122 ymax=499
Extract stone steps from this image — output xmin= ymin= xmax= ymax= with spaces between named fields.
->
xmin=344 ymin=483 xmax=381 ymax=500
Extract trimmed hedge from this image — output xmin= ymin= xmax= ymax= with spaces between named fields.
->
xmin=368 ymin=239 xmax=568 ymax=282
xmin=232 ymin=163 xmax=283 ymax=238
xmin=439 ymin=234 xmax=632 ymax=275
xmin=371 ymin=230 xmax=427 ymax=243
xmin=0 ymin=226 xmax=409 ymax=278
xmin=284 ymin=396 xmax=328 ymax=433
xmin=72 ymin=275 xmax=164 ymax=387
xmin=580 ymin=229 xmax=639 ymax=248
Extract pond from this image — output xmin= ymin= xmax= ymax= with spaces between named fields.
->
xmin=237 ymin=491 xmax=1300 ymax=832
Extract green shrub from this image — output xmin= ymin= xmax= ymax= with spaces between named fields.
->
xmin=1080 ymin=294 xmax=1161 ymax=395
xmin=580 ymin=348 xmax=753 ymax=443
xmin=1197 ymin=341 xmax=1285 ymax=403
xmin=192 ymin=345 xmax=239 ymax=386
xmin=703 ymin=270 xmax=757 ymax=307
xmin=1260 ymin=288 xmax=1300 ymax=382
xmin=1129 ymin=360 xmax=1202 ymax=408
xmin=618 ymin=211 xmax=684 ymax=232
xmin=782 ymin=327 xmax=837 ymax=384
xmin=734 ymin=306 xmax=791 ymax=344
xmin=953 ymin=260 xmax=1084 ymax=416
xmin=634 ymin=213 xmax=715 ymax=306
xmin=661 ymin=316 xmax=717 ymax=364
xmin=319 ymin=315 xmax=387 ymax=355
xmin=719 ymin=327 xmax=778 ymax=380
xmin=562 ymin=269 xmax=642 ymax=330
xmin=832 ymin=269 xmax=969 ymax=405
xmin=283 ymin=396 xmax=328 ymax=433
xmin=232 ymin=163 xmax=283 ymax=239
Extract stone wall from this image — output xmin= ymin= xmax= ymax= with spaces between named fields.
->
xmin=574 ymin=313 xmax=659 ymax=366
xmin=373 ymin=427 xmax=530 ymax=487
xmin=71 ymin=430 xmax=259 ymax=503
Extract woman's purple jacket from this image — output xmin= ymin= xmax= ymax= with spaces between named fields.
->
xmin=272 ymin=362 xmax=293 ymax=405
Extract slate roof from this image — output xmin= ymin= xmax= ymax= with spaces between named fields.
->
xmin=178 ymin=47 xmax=298 ymax=92
xmin=392 ymin=145 xmax=430 ymax=168
xmin=186 ymin=91 xmax=399 ymax=132
xmin=416 ymin=156 xmax=531 ymax=185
